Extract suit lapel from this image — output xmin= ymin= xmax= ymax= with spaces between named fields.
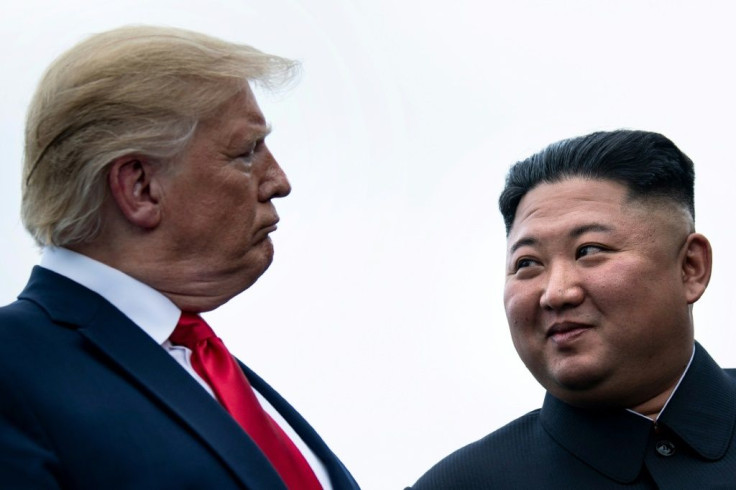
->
xmin=20 ymin=267 xmax=287 ymax=490
xmin=242 ymin=364 xmax=360 ymax=489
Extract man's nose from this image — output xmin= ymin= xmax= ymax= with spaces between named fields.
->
xmin=539 ymin=262 xmax=584 ymax=310
xmin=258 ymin=152 xmax=291 ymax=201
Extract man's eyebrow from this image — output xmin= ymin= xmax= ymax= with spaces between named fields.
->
xmin=509 ymin=237 xmax=537 ymax=255
xmin=570 ymin=223 xmax=613 ymax=238
xmin=509 ymin=224 xmax=614 ymax=254
xmin=250 ymin=123 xmax=272 ymax=141
xmin=260 ymin=123 xmax=273 ymax=138
xmin=228 ymin=123 xmax=272 ymax=149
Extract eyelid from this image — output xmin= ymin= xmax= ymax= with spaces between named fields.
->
xmin=512 ymin=256 xmax=540 ymax=273
xmin=239 ymin=139 xmax=263 ymax=160
xmin=576 ymin=243 xmax=607 ymax=258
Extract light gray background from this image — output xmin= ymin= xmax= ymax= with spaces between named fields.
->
xmin=2 ymin=1 xmax=735 ymax=488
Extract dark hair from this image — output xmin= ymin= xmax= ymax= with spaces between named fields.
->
xmin=498 ymin=130 xmax=695 ymax=235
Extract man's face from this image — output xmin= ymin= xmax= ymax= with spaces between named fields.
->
xmin=503 ymin=178 xmax=701 ymax=408
xmin=157 ymin=86 xmax=291 ymax=310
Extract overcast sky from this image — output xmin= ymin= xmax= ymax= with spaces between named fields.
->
xmin=2 ymin=1 xmax=736 ymax=488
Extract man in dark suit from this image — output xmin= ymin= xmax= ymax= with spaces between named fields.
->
xmin=0 ymin=25 xmax=359 ymax=489
xmin=409 ymin=130 xmax=736 ymax=488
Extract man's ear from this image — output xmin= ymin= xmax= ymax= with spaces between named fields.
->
xmin=681 ymin=233 xmax=712 ymax=304
xmin=107 ymin=156 xmax=163 ymax=229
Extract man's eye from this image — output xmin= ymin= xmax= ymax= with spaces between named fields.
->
xmin=238 ymin=139 xmax=266 ymax=164
xmin=515 ymin=258 xmax=538 ymax=270
xmin=240 ymin=143 xmax=258 ymax=162
xmin=577 ymin=245 xmax=605 ymax=258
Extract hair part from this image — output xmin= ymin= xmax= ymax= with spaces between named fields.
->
xmin=22 ymin=25 xmax=299 ymax=247
xmin=498 ymin=130 xmax=696 ymax=235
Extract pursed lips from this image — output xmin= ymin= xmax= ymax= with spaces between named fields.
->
xmin=263 ymin=213 xmax=280 ymax=230
xmin=254 ymin=217 xmax=279 ymax=242
xmin=262 ymin=222 xmax=278 ymax=233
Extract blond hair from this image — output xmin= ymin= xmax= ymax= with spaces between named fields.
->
xmin=22 ymin=25 xmax=298 ymax=246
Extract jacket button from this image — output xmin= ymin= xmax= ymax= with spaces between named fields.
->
xmin=655 ymin=440 xmax=676 ymax=457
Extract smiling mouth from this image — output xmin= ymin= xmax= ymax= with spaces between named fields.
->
xmin=547 ymin=323 xmax=593 ymax=344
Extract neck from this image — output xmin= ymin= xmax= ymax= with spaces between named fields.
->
xmin=629 ymin=388 xmax=675 ymax=420
xmin=67 ymin=239 xmax=246 ymax=313
xmin=629 ymin=351 xmax=693 ymax=420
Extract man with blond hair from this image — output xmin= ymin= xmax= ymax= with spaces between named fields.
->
xmin=0 ymin=26 xmax=358 ymax=489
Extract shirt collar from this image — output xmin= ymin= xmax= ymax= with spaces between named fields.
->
xmin=540 ymin=342 xmax=736 ymax=482
xmin=658 ymin=343 xmax=736 ymax=460
xmin=40 ymin=247 xmax=180 ymax=345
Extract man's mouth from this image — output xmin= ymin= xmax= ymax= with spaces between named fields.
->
xmin=546 ymin=322 xmax=593 ymax=344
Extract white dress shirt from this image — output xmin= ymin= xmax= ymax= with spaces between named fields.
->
xmin=40 ymin=247 xmax=332 ymax=488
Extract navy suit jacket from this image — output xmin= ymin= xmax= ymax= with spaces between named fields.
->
xmin=0 ymin=266 xmax=359 ymax=489
xmin=410 ymin=343 xmax=736 ymax=489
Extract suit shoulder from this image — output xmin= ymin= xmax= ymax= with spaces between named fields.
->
xmin=0 ymin=298 xmax=77 ymax=372
xmin=410 ymin=409 xmax=546 ymax=489
xmin=0 ymin=298 xmax=50 ymax=334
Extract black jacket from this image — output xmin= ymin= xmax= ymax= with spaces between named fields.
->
xmin=410 ymin=342 xmax=736 ymax=489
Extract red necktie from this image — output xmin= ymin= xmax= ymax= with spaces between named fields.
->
xmin=170 ymin=313 xmax=323 ymax=490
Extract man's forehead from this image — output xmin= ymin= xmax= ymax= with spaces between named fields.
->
xmin=506 ymin=178 xmax=692 ymax=251
xmin=514 ymin=179 xmax=628 ymax=220
xmin=200 ymin=89 xmax=271 ymax=146
xmin=230 ymin=92 xmax=269 ymax=136
xmin=505 ymin=179 xmax=634 ymax=246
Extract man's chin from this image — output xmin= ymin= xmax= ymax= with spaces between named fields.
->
xmin=235 ymin=253 xmax=274 ymax=289
xmin=543 ymin=371 xmax=635 ymax=409
xmin=542 ymin=364 xmax=609 ymax=397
